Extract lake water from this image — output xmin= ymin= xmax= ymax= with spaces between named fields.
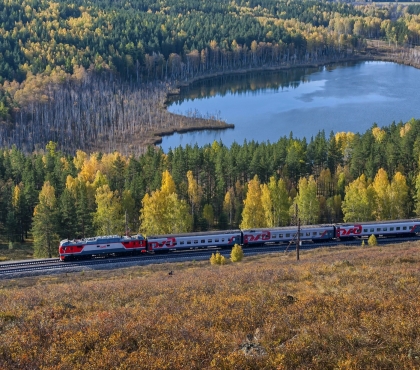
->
xmin=161 ymin=61 xmax=420 ymax=151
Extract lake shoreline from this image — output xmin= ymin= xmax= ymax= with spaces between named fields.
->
xmin=152 ymin=44 xmax=420 ymax=148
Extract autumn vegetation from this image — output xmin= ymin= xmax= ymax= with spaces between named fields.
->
xmin=2 ymin=116 xmax=420 ymax=258
xmin=0 ymin=242 xmax=419 ymax=369
xmin=1 ymin=1 xmax=420 ymax=152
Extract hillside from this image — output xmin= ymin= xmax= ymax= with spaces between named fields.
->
xmin=0 ymin=242 xmax=419 ymax=369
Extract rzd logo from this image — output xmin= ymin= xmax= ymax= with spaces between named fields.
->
xmin=150 ymin=237 xmax=176 ymax=249
xmin=339 ymin=225 xmax=362 ymax=236
xmin=244 ymin=231 xmax=271 ymax=243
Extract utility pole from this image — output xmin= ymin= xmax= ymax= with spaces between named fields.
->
xmin=297 ymin=216 xmax=300 ymax=261
xmin=295 ymin=203 xmax=300 ymax=261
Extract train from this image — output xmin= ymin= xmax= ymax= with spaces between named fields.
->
xmin=58 ymin=219 xmax=420 ymax=261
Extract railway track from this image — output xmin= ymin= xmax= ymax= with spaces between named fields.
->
xmin=1 ymin=236 xmax=419 ymax=278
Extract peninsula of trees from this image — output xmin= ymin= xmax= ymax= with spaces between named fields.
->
xmin=1 ymin=0 xmax=420 ymax=152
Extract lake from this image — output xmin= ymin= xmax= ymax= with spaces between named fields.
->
xmin=161 ymin=61 xmax=420 ymax=151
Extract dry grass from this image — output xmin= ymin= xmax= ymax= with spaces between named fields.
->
xmin=0 ymin=241 xmax=34 ymax=261
xmin=0 ymin=243 xmax=419 ymax=369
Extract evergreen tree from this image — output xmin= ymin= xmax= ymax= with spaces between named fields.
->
xmin=32 ymin=181 xmax=59 ymax=258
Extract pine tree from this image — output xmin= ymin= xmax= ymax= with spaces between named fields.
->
xmin=32 ymin=181 xmax=59 ymax=258
xmin=58 ymin=188 xmax=78 ymax=240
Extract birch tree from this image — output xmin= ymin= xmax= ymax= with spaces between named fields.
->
xmin=240 ymin=175 xmax=265 ymax=229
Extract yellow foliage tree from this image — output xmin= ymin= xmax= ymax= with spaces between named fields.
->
xmin=372 ymin=168 xmax=390 ymax=220
xmin=93 ymin=185 xmax=122 ymax=235
xmin=140 ymin=171 xmax=192 ymax=236
xmin=293 ymin=176 xmax=319 ymax=225
xmin=342 ymin=174 xmax=376 ymax=222
xmin=368 ymin=234 xmax=377 ymax=246
xmin=210 ymin=252 xmax=227 ymax=265
xmin=230 ymin=244 xmax=244 ymax=262
xmin=240 ymin=175 xmax=265 ymax=229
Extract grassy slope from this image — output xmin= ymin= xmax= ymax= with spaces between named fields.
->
xmin=0 ymin=242 xmax=419 ymax=369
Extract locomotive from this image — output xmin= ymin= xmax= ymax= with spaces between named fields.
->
xmin=58 ymin=219 xmax=420 ymax=261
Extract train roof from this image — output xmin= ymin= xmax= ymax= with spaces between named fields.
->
xmin=147 ymin=230 xmax=241 ymax=239
xmin=338 ymin=219 xmax=420 ymax=226
xmin=242 ymin=224 xmax=334 ymax=232
xmin=60 ymin=234 xmax=145 ymax=246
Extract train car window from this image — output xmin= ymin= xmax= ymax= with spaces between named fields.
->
xmin=187 ymin=241 xmax=191 ymax=244
xmin=390 ymin=227 xmax=394 ymax=231
xmin=364 ymin=229 xmax=367 ymax=232
xmin=194 ymin=240 xmax=198 ymax=244
xmin=300 ymin=233 xmax=303 ymax=236
xmin=306 ymin=232 xmax=310 ymax=236
xmin=383 ymin=228 xmax=387 ymax=231
xmin=201 ymin=240 xmax=205 ymax=243
xmin=313 ymin=232 xmax=317 ymax=236
xmin=215 ymin=239 xmax=219 ymax=242
xmin=286 ymin=233 xmax=290 ymax=237
xmin=180 ymin=241 xmax=184 ymax=245
xmin=377 ymin=228 xmax=381 ymax=232
xmin=208 ymin=239 xmax=212 ymax=242
xmin=396 ymin=227 xmax=400 ymax=230
xmin=370 ymin=228 xmax=374 ymax=232
xmin=272 ymin=234 xmax=276 ymax=238
xmin=403 ymin=226 xmax=407 ymax=230
xmin=97 ymin=245 xmax=100 ymax=248
xmin=279 ymin=234 xmax=283 ymax=238
xmin=222 ymin=239 xmax=225 ymax=242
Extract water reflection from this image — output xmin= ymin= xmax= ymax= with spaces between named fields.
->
xmin=162 ymin=61 xmax=420 ymax=151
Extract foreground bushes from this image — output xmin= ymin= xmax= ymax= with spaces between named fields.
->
xmin=0 ymin=243 xmax=420 ymax=369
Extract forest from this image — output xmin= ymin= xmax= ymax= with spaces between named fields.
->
xmin=1 ymin=0 xmax=420 ymax=152
xmin=2 ymin=117 xmax=420 ymax=257
xmin=2 ymin=0 xmax=420 ymax=255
